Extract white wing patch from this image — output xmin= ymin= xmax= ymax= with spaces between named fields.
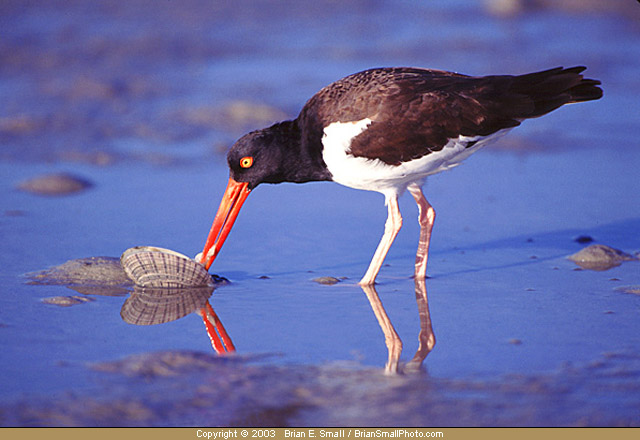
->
xmin=321 ymin=118 xmax=510 ymax=197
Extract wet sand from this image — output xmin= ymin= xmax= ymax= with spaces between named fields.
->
xmin=4 ymin=350 xmax=640 ymax=427
xmin=1 ymin=0 xmax=640 ymax=427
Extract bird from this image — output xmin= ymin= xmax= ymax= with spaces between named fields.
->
xmin=199 ymin=66 xmax=602 ymax=285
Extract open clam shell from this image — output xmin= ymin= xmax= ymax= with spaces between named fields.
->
xmin=120 ymin=246 xmax=213 ymax=288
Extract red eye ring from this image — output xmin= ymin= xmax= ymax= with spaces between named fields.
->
xmin=240 ymin=156 xmax=253 ymax=168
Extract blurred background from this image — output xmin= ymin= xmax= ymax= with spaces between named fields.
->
xmin=1 ymin=0 xmax=639 ymax=427
xmin=2 ymin=0 xmax=638 ymax=165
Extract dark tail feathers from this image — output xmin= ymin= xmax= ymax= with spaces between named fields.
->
xmin=510 ymin=66 xmax=603 ymax=118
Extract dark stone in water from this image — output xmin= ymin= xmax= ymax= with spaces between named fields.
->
xmin=574 ymin=235 xmax=594 ymax=244
xmin=210 ymin=274 xmax=230 ymax=284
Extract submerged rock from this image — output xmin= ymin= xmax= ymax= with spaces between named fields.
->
xmin=568 ymin=244 xmax=637 ymax=271
xmin=17 ymin=173 xmax=93 ymax=196
xmin=312 ymin=276 xmax=342 ymax=285
xmin=26 ymin=257 xmax=132 ymax=296
xmin=615 ymin=286 xmax=640 ymax=296
xmin=42 ymin=295 xmax=95 ymax=307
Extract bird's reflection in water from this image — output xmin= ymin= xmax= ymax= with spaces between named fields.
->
xmin=361 ymin=279 xmax=435 ymax=374
xmin=119 ymin=279 xmax=434 ymax=373
xmin=120 ymin=285 xmax=235 ymax=354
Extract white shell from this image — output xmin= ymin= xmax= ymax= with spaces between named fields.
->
xmin=120 ymin=246 xmax=213 ymax=288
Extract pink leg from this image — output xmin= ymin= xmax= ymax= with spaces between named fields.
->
xmin=359 ymin=195 xmax=403 ymax=286
xmin=407 ymin=184 xmax=435 ymax=281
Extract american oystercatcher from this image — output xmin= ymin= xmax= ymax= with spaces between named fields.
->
xmin=200 ymin=66 xmax=602 ymax=285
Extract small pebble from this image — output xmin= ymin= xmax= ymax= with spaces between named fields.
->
xmin=312 ymin=276 xmax=341 ymax=285
xmin=615 ymin=286 xmax=640 ymax=296
xmin=42 ymin=295 xmax=95 ymax=307
xmin=574 ymin=235 xmax=594 ymax=244
xmin=18 ymin=173 xmax=93 ymax=196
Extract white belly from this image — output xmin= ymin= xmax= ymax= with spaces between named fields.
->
xmin=321 ymin=118 xmax=509 ymax=197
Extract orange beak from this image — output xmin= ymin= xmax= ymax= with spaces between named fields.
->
xmin=200 ymin=177 xmax=251 ymax=270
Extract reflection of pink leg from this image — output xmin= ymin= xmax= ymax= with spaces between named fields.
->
xmin=405 ymin=278 xmax=436 ymax=372
xmin=200 ymin=302 xmax=235 ymax=354
xmin=361 ymin=284 xmax=402 ymax=374
xmin=408 ymin=184 xmax=435 ymax=281
xmin=359 ymin=196 xmax=403 ymax=286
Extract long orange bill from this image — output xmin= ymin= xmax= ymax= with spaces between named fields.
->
xmin=200 ymin=177 xmax=251 ymax=270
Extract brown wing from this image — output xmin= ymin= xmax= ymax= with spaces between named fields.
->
xmin=301 ymin=67 xmax=602 ymax=166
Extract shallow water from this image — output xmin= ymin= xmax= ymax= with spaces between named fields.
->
xmin=1 ymin=0 xmax=640 ymax=427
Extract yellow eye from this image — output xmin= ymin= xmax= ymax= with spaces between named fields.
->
xmin=240 ymin=156 xmax=253 ymax=168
